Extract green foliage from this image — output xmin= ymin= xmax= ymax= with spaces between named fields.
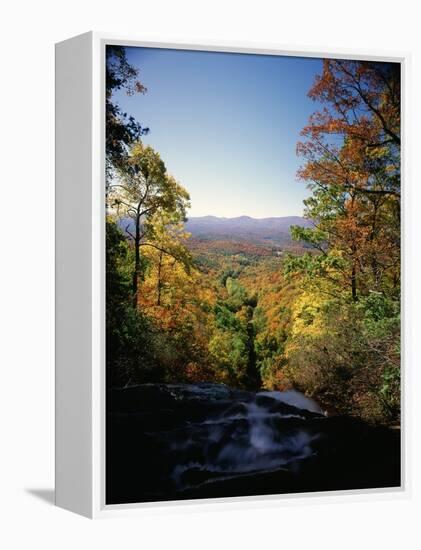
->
xmin=209 ymin=330 xmax=249 ymax=382
xmin=283 ymin=250 xmax=347 ymax=281
xmin=225 ymin=277 xmax=249 ymax=311
xmin=290 ymin=225 xmax=328 ymax=247
xmin=207 ymin=277 xmax=260 ymax=389
xmin=219 ymin=268 xmax=240 ymax=286
xmin=358 ymin=292 xmax=400 ymax=334
xmin=283 ymin=292 xmax=400 ymax=423
xmin=106 ymin=220 xmax=160 ymax=386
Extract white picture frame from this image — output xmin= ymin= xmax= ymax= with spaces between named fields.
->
xmin=55 ymin=31 xmax=409 ymax=518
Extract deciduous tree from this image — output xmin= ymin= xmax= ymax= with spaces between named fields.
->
xmin=108 ymin=141 xmax=190 ymax=306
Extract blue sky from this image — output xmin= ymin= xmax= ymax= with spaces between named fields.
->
xmin=112 ymin=47 xmax=324 ymax=218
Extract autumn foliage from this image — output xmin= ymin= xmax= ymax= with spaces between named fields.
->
xmin=106 ymin=50 xmax=400 ymax=425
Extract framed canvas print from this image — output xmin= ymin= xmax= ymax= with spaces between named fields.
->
xmin=55 ymin=32 xmax=407 ymax=518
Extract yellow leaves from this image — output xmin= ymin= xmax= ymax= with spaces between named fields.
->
xmin=288 ymin=289 xmax=328 ymax=339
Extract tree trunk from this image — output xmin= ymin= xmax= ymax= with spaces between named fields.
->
xmin=351 ymin=262 xmax=358 ymax=302
xmin=349 ymin=197 xmax=358 ymax=302
xmin=132 ymin=214 xmax=141 ymax=308
xmin=369 ymin=200 xmax=380 ymax=289
xmin=157 ymin=251 xmax=163 ymax=306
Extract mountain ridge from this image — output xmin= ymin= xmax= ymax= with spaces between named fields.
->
xmin=187 ymin=214 xmax=306 ymax=221
xmin=117 ymin=215 xmax=312 ymax=246
xmin=184 ymin=215 xmax=311 ymax=245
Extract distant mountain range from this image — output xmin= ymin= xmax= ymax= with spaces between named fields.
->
xmin=118 ymin=215 xmax=312 ymax=246
xmin=185 ymin=215 xmax=311 ymax=244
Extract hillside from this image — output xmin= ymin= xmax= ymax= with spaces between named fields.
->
xmin=185 ymin=215 xmax=312 ymax=245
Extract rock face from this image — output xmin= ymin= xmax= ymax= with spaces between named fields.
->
xmin=106 ymin=383 xmax=400 ymax=504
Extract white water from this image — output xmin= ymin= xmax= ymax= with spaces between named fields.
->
xmin=257 ymin=389 xmax=325 ymax=414
xmin=169 ymin=389 xmax=323 ymax=489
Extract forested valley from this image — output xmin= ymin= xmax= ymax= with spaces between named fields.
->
xmin=106 ymin=47 xmax=400 ymax=427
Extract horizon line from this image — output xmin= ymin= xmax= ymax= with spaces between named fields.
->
xmin=186 ymin=213 xmax=306 ymax=220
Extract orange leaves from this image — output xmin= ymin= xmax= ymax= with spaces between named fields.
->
xmin=295 ymin=59 xmax=400 ymax=300
xmin=303 ymin=60 xmax=400 ymax=150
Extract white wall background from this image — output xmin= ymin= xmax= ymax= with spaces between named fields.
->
xmin=0 ymin=0 xmax=419 ymax=547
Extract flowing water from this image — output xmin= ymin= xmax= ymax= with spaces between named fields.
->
xmin=165 ymin=386 xmax=324 ymax=491
xmin=107 ymin=383 xmax=400 ymax=503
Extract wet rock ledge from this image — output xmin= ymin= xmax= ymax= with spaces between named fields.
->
xmin=106 ymin=383 xmax=401 ymax=504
